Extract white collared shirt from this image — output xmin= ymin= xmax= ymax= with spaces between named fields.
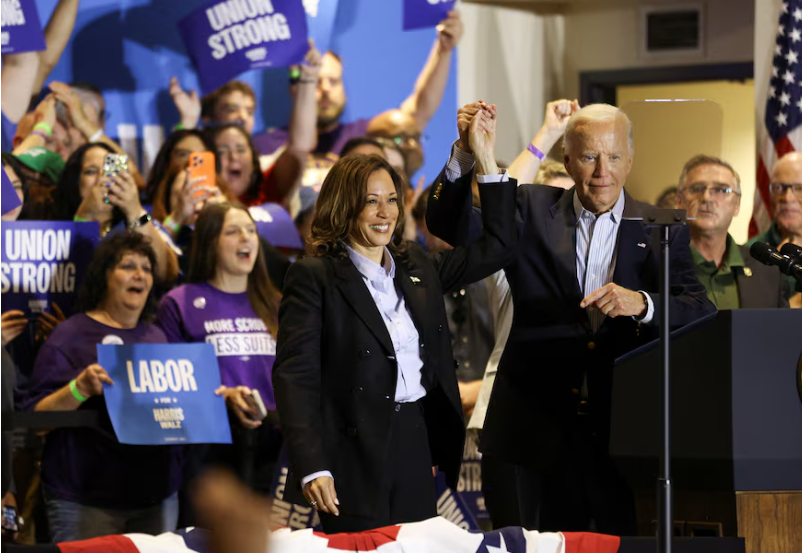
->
xmin=346 ymin=245 xmax=427 ymax=403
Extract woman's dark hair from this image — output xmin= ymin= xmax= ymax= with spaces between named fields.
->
xmin=53 ymin=142 xmax=120 ymax=221
xmin=143 ymin=129 xmax=212 ymax=204
xmin=203 ymin=123 xmax=262 ymax=203
xmin=76 ymin=231 xmax=159 ymax=321
xmin=308 ymin=154 xmax=406 ymax=258
xmin=2 ymin=151 xmax=26 ymax=195
xmin=187 ymin=202 xmax=280 ymax=336
xmin=340 ymin=137 xmax=384 ymax=158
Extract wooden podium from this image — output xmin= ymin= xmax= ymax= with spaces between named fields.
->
xmin=611 ymin=310 xmax=802 ymax=553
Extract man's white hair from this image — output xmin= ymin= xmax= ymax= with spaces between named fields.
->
xmin=563 ymin=103 xmax=634 ymax=155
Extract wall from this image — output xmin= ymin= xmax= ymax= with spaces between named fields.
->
xmin=562 ymin=0 xmax=755 ymax=101
xmin=458 ymin=2 xmax=565 ymax=166
xmin=618 ymin=80 xmax=756 ymax=243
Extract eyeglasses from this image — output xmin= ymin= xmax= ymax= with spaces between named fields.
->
xmin=683 ymin=183 xmax=741 ymax=197
xmin=768 ymin=182 xmax=802 ymax=197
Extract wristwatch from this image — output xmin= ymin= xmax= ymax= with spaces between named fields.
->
xmin=128 ymin=211 xmax=152 ymax=229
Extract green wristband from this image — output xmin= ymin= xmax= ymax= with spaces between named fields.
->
xmin=174 ymin=122 xmax=186 ymax=131
xmin=73 ymin=216 xmax=88 ymax=222
xmin=33 ymin=122 xmax=53 ymax=137
xmin=163 ymin=215 xmax=181 ymax=233
xmin=69 ymin=379 xmax=88 ymax=402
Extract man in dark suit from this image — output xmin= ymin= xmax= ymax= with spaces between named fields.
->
xmin=676 ymin=154 xmax=788 ymax=309
xmin=426 ymin=103 xmax=716 ymax=534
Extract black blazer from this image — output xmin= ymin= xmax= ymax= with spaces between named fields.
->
xmin=273 ymin=180 xmax=517 ymax=517
xmin=736 ymin=244 xmax=789 ymax=308
xmin=426 ymin=172 xmax=716 ymax=467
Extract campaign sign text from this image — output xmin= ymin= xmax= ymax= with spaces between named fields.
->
xmin=248 ymin=202 xmax=303 ymax=249
xmin=178 ymin=0 xmax=309 ymax=93
xmin=435 ymin=471 xmax=481 ymax=531
xmin=403 ymin=0 xmax=455 ymax=31
xmin=1 ymin=168 xmax=21 ymax=216
xmin=1 ymin=221 xmax=98 ymax=316
xmin=98 ymin=343 xmax=232 ymax=445
xmin=1 ymin=0 xmax=46 ymax=54
xmin=270 ymin=446 xmax=321 ymax=530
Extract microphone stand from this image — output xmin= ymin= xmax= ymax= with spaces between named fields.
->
xmin=624 ymin=208 xmax=688 ymax=553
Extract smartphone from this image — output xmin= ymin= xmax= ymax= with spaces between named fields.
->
xmin=188 ymin=152 xmax=216 ymax=195
xmin=244 ymin=389 xmax=268 ymax=421
xmin=1 ymin=505 xmax=18 ymax=535
xmin=103 ymin=153 xmax=129 ymax=187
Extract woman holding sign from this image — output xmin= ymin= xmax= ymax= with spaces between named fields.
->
xmin=273 ymin=103 xmax=515 ymax=533
xmin=155 ymin=202 xmax=282 ymax=495
xmin=23 ymin=232 xmax=185 ymax=541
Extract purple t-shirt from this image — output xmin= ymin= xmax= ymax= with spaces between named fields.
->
xmin=252 ymin=118 xmax=370 ymax=157
xmin=23 ymin=314 xmax=184 ymax=509
xmin=155 ymin=282 xmax=277 ymax=411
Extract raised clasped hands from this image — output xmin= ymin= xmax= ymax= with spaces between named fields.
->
xmin=457 ymin=101 xmax=498 ymax=175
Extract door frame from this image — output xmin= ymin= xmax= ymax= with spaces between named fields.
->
xmin=579 ymin=62 xmax=754 ymax=105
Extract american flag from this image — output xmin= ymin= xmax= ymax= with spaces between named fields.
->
xmin=753 ymin=0 xmax=802 ymax=235
xmin=54 ymin=517 xmax=622 ymax=553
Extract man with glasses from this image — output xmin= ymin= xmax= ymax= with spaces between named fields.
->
xmin=677 ymin=155 xmax=788 ymax=309
xmin=746 ymin=152 xmax=802 ymax=306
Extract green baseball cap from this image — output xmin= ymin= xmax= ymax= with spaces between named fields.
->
xmin=14 ymin=147 xmax=65 ymax=183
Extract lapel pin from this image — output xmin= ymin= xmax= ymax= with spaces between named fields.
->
xmin=637 ymin=242 xmax=647 ymax=249
xmin=410 ymin=276 xmax=421 ymax=285
xmin=744 ymin=267 xmax=753 ymax=277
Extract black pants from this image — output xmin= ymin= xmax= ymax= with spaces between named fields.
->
xmin=482 ymin=418 xmax=636 ymax=535
xmin=319 ymin=400 xmax=436 ymax=533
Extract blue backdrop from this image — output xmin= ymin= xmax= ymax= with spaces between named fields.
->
xmin=33 ymin=0 xmax=458 ymax=183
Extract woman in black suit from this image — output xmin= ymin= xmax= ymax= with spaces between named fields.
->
xmin=273 ymin=103 xmax=514 ymax=533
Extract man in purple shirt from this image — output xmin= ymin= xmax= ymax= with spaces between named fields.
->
xmin=252 ymin=11 xmax=464 ymax=193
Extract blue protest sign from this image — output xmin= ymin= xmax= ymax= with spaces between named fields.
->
xmin=458 ymin=431 xmax=489 ymax=521
xmin=303 ymin=0 xmax=339 ymax=54
xmin=435 ymin=471 xmax=481 ymax=531
xmin=269 ymin=446 xmax=321 ymax=530
xmin=0 ymin=221 xmax=99 ymax=316
xmin=403 ymin=0 xmax=454 ymax=31
xmin=98 ymin=343 xmax=233 ymax=445
xmin=1 ymin=0 xmax=46 ymax=54
xmin=1 ymin=168 xmax=21 ymax=216
xmin=178 ymin=0 xmax=309 ymax=93
xmin=248 ymin=202 xmax=303 ymax=249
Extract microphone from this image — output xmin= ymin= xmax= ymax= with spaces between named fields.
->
xmin=780 ymin=242 xmax=802 ymax=261
xmin=750 ymin=242 xmax=802 ymax=282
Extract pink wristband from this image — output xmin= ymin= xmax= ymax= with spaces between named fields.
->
xmin=527 ymin=143 xmax=545 ymax=160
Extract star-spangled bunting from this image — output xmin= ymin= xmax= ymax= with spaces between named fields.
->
xmin=752 ymin=0 xmax=802 ymax=235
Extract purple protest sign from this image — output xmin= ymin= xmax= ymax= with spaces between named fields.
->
xmin=1 ymin=0 xmax=46 ymax=55
xmin=1 ymin=168 xmax=22 ymax=216
xmin=248 ymin=202 xmax=303 ymax=249
xmin=403 ymin=0 xmax=455 ymax=31
xmin=178 ymin=0 xmax=309 ymax=93
xmin=0 ymin=221 xmax=99 ymax=316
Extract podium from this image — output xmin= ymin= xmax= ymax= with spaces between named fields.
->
xmin=611 ymin=309 xmax=802 ymax=552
